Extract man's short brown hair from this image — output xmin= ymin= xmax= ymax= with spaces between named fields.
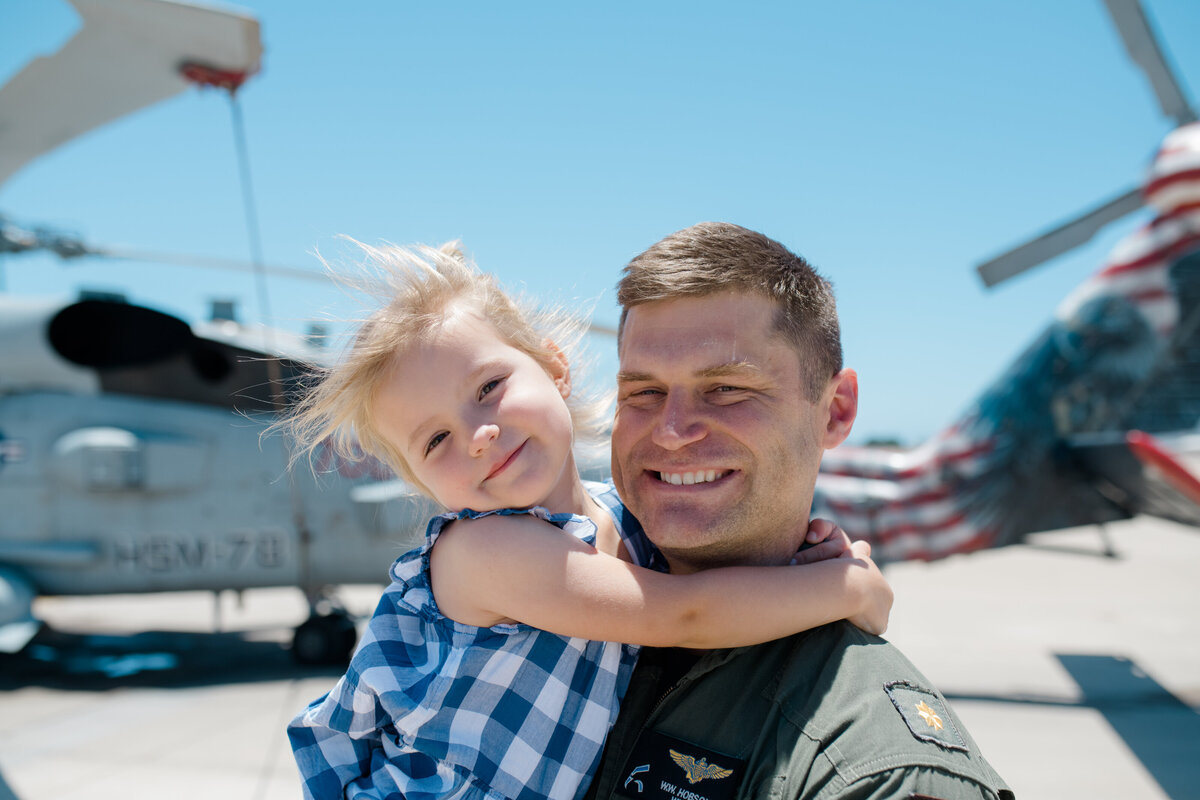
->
xmin=617 ymin=222 xmax=843 ymax=401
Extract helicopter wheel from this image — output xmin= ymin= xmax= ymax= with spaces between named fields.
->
xmin=291 ymin=611 xmax=358 ymax=666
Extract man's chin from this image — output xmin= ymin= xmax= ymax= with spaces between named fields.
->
xmin=639 ymin=514 xmax=733 ymax=559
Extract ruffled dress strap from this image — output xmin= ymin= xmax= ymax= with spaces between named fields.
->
xmin=387 ymin=504 xmax=603 ymax=637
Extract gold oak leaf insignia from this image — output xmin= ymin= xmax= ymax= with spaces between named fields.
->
xmin=669 ymin=750 xmax=734 ymax=784
xmin=915 ymin=700 xmax=944 ymax=731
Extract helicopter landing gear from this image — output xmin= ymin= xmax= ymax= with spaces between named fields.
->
xmin=292 ymin=610 xmax=358 ymax=666
xmin=292 ymin=590 xmax=359 ymax=666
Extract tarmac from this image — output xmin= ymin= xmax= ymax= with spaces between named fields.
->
xmin=1 ymin=514 xmax=1198 ymax=800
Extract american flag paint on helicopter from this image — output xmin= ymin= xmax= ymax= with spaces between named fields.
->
xmin=813 ymin=122 xmax=1200 ymax=563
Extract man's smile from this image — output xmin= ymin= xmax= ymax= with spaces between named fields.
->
xmin=654 ymin=469 xmax=733 ymax=486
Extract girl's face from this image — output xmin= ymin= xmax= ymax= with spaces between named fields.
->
xmin=374 ymin=306 xmax=577 ymax=513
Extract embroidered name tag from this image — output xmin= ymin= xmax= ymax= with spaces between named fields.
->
xmin=884 ymin=681 xmax=968 ymax=752
xmin=616 ymin=730 xmax=745 ymax=800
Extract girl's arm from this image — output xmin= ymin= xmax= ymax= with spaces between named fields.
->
xmin=429 ymin=514 xmax=892 ymax=648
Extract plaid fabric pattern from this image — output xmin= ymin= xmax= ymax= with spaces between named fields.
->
xmin=289 ymin=481 xmax=659 ymax=800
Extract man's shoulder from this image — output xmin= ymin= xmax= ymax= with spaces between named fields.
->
xmin=761 ymin=623 xmax=1011 ymax=799
xmin=770 ymin=622 xmax=958 ymax=747
xmin=777 ymin=620 xmax=929 ymax=688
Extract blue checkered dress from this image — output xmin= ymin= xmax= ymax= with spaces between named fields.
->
xmin=288 ymin=481 xmax=661 ymax=800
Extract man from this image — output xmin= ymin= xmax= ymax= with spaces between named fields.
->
xmin=586 ymin=223 xmax=1012 ymax=800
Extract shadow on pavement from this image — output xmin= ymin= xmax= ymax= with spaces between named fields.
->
xmin=0 ymin=623 xmax=346 ymax=690
xmin=1057 ymin=653 xmax=1200 ymax=800
xmin=0 ymin=768 xmax=17 ymax=800
xmin=942 ymin=653 xmax=1199 ymax=800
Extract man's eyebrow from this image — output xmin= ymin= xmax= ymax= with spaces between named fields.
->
xmin=616 ymin=361 xmax=762 ymax=384
xmin=697 ymin=361 xmax=761 ymax=379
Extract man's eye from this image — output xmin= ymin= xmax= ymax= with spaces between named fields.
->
xmin=425 ymin=431 xmax=448 ymax=455
xmin=710 ymin=385 xmax=751 ymax=401
xmin=620 ymin=387 xmax=662 ymax=401
xmin=479 ymin=378 xmax=502 ymax=400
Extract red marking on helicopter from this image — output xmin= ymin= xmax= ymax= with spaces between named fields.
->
xmin=1127 ymin=431 xmax=1200 ymax=508
xmin=179 ymin=61 xmax=255 ymax=92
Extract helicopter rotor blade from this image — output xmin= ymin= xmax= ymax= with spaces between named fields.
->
xmin=1101 ymin=0 xmax=1197 ymax=126
xmin=0 ymin=0 xmax=262 ymax=188
xmin=588 ymin=321 xmax=618 ymax=338
xmin=95 ymin=246 xmax=625 ymax=338
xmin=91 ymin=244 xmax=334 ymax=283
xmin=2 ymin=225 xmax=625 ymax=339
xmin=95 ymin=245 xmax=623 ymax=338
xmin=975 ymin=186 xmax=1144 ymax=288
xmin=0 ymin=218 xmax=330 ymax=283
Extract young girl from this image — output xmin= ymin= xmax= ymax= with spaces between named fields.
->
xmin=284 ymin=240 xmax=891 ymax=800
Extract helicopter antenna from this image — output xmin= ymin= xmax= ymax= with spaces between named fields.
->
xmin=229 ymin=91 xmax=274 ymax=341
xmin=180 ymin=62 xmax=283 ymax=406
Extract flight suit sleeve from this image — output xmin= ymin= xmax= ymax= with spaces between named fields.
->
xmin=773 ymin=635 xmax=1015 ymax=800
xmin=797 ymin=761 xmax=1013 ymax=800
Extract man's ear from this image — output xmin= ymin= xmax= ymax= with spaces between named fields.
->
xmin=822 ymin=368 xmax=858 ymax=449
xmin=543 ymin=339 xmax=572 ymax=399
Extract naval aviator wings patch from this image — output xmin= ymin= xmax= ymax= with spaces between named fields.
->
xmin=884 ymin=681 xmax=968 ymax=752
xmin=669 ymin=750 xmax=733 ymax=784
xmin=617 ymin=730 xmax=744 ymax=800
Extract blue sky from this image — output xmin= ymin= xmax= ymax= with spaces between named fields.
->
xmin=2 ymin=1 xmax=1197 ymax=444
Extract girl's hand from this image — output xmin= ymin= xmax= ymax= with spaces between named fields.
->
xmin=791 ymin=518 xmax=853 ymax=565
xmin=845 ymin=540 xmax=893 ymax=635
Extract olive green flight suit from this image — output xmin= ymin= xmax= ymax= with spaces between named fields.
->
xmin=585 ymin=622 xmax=1013 ymax=800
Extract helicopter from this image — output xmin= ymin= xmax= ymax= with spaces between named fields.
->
xmin=3 ymin=0 xmax=1198 ymax=666
xmin=0 ymin=0 xmax=624 ymax=665
xmin=0 ymin=0 xmax=456 ymax=665
xmin=811 ymin=0 xmax=1200 ymax=562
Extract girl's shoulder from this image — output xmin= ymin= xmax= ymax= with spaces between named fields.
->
xmin=390 ymin=504 xmax=600 ymax=584
xmin=441 ymin=504 xmax=600 ymax=547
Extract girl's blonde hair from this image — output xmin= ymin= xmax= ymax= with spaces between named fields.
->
xmin=281 ymin=238 xmax=608 ymax=499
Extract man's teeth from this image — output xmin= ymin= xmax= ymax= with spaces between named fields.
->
xmin=659 ymin=470 xmax=722 ymax=486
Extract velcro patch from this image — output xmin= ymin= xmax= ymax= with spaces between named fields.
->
xmin=884 ymin=681 xmax=968 ymax=752
xmin=616 ymin=730 xmax=744 ymax=800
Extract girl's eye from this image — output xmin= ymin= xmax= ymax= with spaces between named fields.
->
xmin=425 ymin=431 xmax=448 ymax=455
xmin=479 ymin=378 xmax=502 ymax=400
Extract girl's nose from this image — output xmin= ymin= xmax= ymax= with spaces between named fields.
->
xmin=470 ymin=423 xmax=500 ymax=457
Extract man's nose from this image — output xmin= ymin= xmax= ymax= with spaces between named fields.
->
xmin=470 ymin=423 xmax=500 ymax=457
xmin=651 ymin=392 xmax=707 ymax=450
